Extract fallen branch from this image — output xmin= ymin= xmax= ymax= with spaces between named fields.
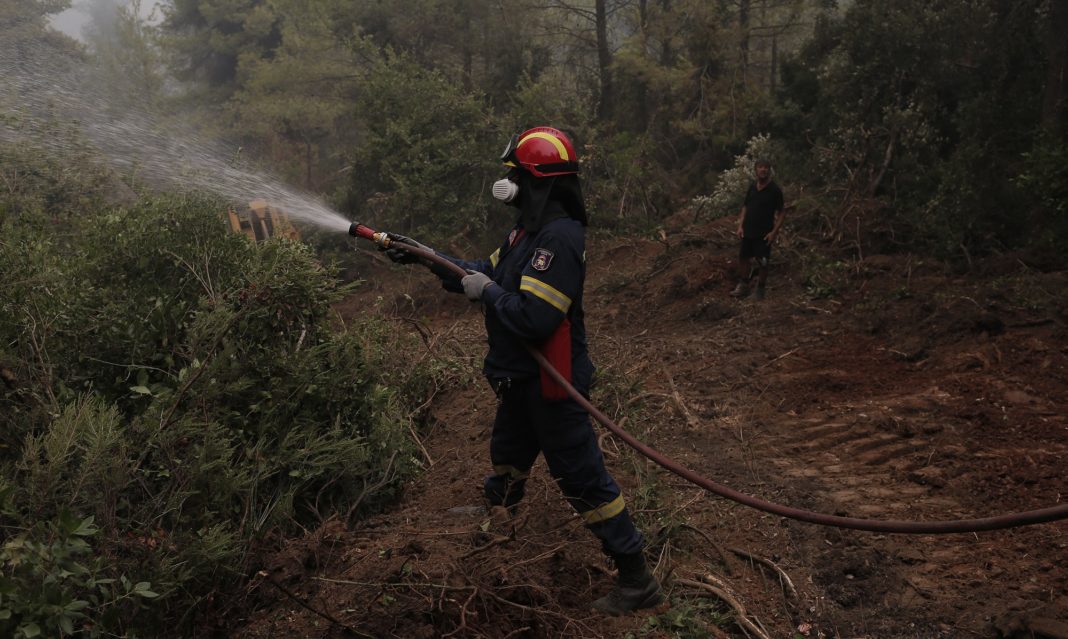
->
xmin=728 ymin=547 xmax=799 ymax=601
xmin=676 ymin=524 xmax=734 ymax=575
xmin=345 ymin=451 xmax=399 ymax=521
xmin=497 ymin=540 xmax=568 ymax=572
xmin=677 ymin=576 xmax=771 ymax=639
xmin=758 ymin=347 xmax=800 ymax=370
xmin=408 ymin=422 xmax=434 ymax=466
xmin=441 ymin=586 xmax=478 ymax=638
xmin=665 ymin=369 xmax=701 ymax=428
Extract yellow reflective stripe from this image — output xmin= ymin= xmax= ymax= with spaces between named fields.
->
xmin=493 ymin=465 xmax=529 ymax=480
xmin=520 ymin=276 xmax=571 ymax=314
xmin=518 ymin=131 xmax=570 ymax=161
xmin=489 ymin=248 xmax=500 ymax=269
xmin=581 ymin=495 xmax=626 ymax=524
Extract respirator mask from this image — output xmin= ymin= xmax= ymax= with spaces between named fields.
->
xmin=492 ymin=177 xmax=519 ymax=203
xmin=492 ymin=135 xmax=523 ymax=203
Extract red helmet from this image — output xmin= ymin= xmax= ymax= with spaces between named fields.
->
xmin=500 ymin=126 xmax=579 ymax=178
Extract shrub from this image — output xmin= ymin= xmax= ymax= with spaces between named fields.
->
xmin=0 ymin=192 xmax=431 ymax=635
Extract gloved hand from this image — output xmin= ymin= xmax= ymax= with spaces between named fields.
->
xmin=461 ymin=270 xmax=494 ymax=301
xmin=381 ymin=233 xmax=429 ymax=265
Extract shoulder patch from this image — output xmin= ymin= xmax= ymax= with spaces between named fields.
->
xmin=531 ymin=248 xmax=554 ymax=271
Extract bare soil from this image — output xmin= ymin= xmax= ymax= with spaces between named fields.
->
xmin=235 ymin=213 xmax=1068 ymax=639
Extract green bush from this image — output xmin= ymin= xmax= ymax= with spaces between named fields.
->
xmin=0 ymin=503 xmax=158 ymax=639
xmin=0 ymin=191 xmax=433 ymax=635
xmin=1015 ymin=137 xmax=1068 ymax=265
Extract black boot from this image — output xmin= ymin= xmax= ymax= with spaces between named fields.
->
xmin=591 ymin=552 xmax=664 ymax=616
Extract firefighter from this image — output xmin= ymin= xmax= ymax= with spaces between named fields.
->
xmin=384 ymin=127 xmax=663 ymax=615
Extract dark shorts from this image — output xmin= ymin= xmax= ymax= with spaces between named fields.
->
xmin=739 ymin=237 xmax=771 ymax=260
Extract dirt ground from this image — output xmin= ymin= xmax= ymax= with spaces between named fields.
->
xmin=234 ymin=212 xmax=1068 ymax=639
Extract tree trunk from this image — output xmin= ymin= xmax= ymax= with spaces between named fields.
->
xmin=1041 ymin=0 xmax=1068 ymax=138
xmin=595 ymin=0 xmax=614 ymax=121
xmin=461 ymin=7 xmax=473 ymax=93
xmin=770 ymin=32 xmax=778 ymax=94
xmin=738 ymin=0 xmax=750 ymax=88
xmin=659 ymin=0 xmax=674 ymax=66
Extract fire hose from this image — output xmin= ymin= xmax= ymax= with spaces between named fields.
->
xmin=349 ymin=222 xmax=1068 ymax=534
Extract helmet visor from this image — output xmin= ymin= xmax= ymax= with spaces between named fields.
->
xmin=500 ymin=133 xmax=520 ymax=165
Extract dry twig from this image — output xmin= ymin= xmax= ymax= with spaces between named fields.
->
xmin=728 ymin=546 xmax=799 ymax=601
xmin=675 ymin=524 xmax=734 ymax=575
xmin=665 ymin=369 xmax=701 ymax=429
xmin=676 ymin=575 xmax=772 ymax=639
xmin=758 ymin=347 xmax=800 ymax=370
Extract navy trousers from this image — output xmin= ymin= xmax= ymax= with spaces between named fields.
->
xmin=483 ymin=377 xmax=644 ymax=556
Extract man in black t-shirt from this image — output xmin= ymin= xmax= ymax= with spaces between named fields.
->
xmin=731 ymin=159 xmax=785 ymax=300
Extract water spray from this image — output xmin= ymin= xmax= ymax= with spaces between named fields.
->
xmin=1 ymin=43 xmax=350 ymax=234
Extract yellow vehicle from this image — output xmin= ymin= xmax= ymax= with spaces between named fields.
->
xmin=227 ymin=199 xmax=300 ymax=242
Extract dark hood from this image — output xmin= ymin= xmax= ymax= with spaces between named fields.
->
xmin=509 ymin=170 xmax=588 ymax=233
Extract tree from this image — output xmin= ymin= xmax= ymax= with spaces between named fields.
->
xmin=87 ymin=0 xmax=166 ymax=107
xmin=778 ymin=0 xmax=1054 ymax=259
xmin=229 ymin=0 xmax=361 ymax=191
xmin=160 ymin=0 xmax=283 ymax=102
xmin=341 ymin=41 xmax=499 ymax=244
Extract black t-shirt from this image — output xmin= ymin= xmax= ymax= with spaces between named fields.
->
xmin=742 ymin=181 xmax=784 ymax=239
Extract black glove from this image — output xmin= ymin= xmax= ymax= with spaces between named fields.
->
xmin=381 ymin=233 xmax=429 ymax=265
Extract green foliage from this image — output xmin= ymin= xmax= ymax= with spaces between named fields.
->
xmin=625 ymin=599 xmax=729 ymax=639
xmin=0 ymin=191 xmax=434 ymax=635
xmin=161 ymin=0 xmax=283 ymax=100
xmin=800 ymin=249 xmax=850 ymax=299
xmin=228 ymin=0 xmax=360 ymax=191
xmin=343 ymin=39 xmax=499 ymax=244
xmin=1014 ymin=137 xmax=1068 ymax=263
xmin=581 ymin=130 xmax=664 ymax=230
xmin=778 ymin=0 xmax=1057 ymax=261
xmin=0 ymin=510 xmax=157 ymax=639
xmin=87 ymin=0 xmax=166 ymax=108
xmin=0 ymin=139 xmax=114 ymax=224
xmin=506 ymin=69 xmax=593 ymax=134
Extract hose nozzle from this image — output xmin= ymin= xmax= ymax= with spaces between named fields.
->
xmin=347 ymin=222 xmax=393 ymax=248
xmin=348 ymin=222 xmax=374 ymax=240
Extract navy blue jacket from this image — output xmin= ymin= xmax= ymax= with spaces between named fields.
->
xmin=434 ymin=216 xmax=594 ymax=388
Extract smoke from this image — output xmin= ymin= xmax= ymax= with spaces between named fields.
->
xmin=50 ymin=0 xmax=161 ymax=44
xmin=0 ymin=38 xmax=352 ymax=233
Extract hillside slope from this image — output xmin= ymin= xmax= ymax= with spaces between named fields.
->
xmin=236 ymin=213 xmax=1068 ymax=639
